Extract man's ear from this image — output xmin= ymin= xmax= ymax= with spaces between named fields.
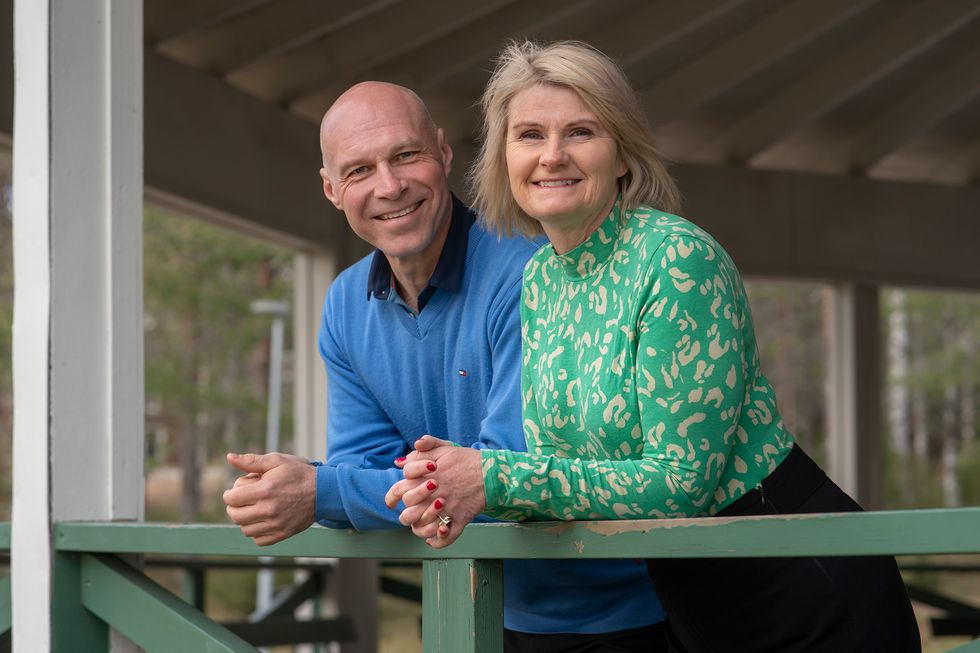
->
xmin=320 ymin=168 xmax=343 ymax=210
xmin=437 ymin=128 xmax=453 ymax=177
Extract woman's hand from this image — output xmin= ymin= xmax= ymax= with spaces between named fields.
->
xmin=385 ymin=436 xmax=487 ymax=548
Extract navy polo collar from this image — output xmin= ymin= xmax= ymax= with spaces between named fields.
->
xmin=366 ymin=194 xmax=474 ymax=311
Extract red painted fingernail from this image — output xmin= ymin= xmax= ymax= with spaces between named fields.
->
xmin=426 ymin=462 xmax=436 ymax=472
xmin=395 ymin=457 xmax=406 ymax=463
xmin=426 ymin=481 xmax=437 ymax=491
xmin=434 ymin=499 xmax=444 ymax=509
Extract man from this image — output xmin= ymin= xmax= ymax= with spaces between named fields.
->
xmin=223 ymin=81 xmax=666 ymax=652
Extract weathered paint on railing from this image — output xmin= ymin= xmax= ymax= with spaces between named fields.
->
xmin=6 ymin=510 xmax=980 ymax=652
xmin=422 ymin=559 xmax=503 ymax=653
xmin=55 ymin=507 xmax=980 ymax=559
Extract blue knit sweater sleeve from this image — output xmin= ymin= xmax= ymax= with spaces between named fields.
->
xmin=313 ymin=277 xmax=410 ymax=530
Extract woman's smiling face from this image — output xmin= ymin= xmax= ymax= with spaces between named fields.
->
xmin=505 ymin=84 xmax=626 ymax=253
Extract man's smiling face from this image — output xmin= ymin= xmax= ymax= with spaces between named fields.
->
xmin=320 ymin=83 xmax=454 ymax=270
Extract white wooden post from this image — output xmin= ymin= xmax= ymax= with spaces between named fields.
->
xmin=11 ymin=0 xmax=143 ymax=650
xmin=293 ymin=249 xmax=335 ymax=466
xmin=824 ymin=283 xmax=882 ymax=509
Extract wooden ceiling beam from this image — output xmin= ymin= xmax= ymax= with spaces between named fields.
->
xmin=637 ymin=0 xmax=874 ymax=126
xmin=145 ymin=0 xmax=271 ymax=45
xmin=368 ymin=0 xmax=749 ymax=143
xmin=155 ymin=0 xmax=399 ymax=75
xmin=849 ymin=42 xmax=980 ymax=173
xmin=143 ymin=49 xmax=347 ymax=252
xmin=289 ymin=0 xmax=618 ymax=127
xmin=290 ymin=0 xmax=642 ymax=128
xmin=726 ymin=0 xmax=980 ymax=163
xmin=590 ymin=0 xmax=750 ymax=69
xmin=227 ymin=0 xmax=518 ymax=104
xmin=675 ymin=163 xmax=980 ymax=289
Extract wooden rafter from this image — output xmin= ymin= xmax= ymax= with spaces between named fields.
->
xmin=849 ymin=42 xmax=980 ymax=172
xmin=155 ymin=0 xmax=400 ymax=75
xmin=289 ymin=0 xmax=609 ymax=120
xmin=145 ymin=0 xmax=271 ymax=45
xmin=226 ymin=0 xmax=519 ymax=103
xmin=638 ymin=0 xmax=874 ymax=126
xmin=726 ymin=0 xmax=980 ymax=162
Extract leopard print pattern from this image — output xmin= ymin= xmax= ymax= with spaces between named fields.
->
xmin=481 ymin=201 xmax=794 ymax=521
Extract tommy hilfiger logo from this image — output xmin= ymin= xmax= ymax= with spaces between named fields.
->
xmin=458 ymin=369 xmax=468 ymax=377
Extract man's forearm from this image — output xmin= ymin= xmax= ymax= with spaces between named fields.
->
xmin=314 ymin=463 xmax=408 ymax=530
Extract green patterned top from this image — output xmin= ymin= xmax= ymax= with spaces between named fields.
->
xmin=481 ymin=201 xmax=795 ymax=521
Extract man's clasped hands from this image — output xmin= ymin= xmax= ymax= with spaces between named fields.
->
xmin=384 ymin=435 xmax=486 ymax=549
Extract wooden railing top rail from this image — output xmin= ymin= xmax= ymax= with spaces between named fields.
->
xmin=47 ymin=507 xmax=980 ymax=559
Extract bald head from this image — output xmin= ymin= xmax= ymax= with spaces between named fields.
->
xmin=320 ymin=82 xmax=438 ymax=168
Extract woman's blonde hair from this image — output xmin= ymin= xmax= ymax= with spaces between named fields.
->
xmin=468 ymin=40 xmax=681 ymax=237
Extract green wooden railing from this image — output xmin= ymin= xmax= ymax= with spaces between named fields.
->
xmin=1 ymin=510 xmax=980 ymax=652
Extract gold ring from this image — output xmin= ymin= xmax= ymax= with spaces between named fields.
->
xmin=438 ymin=514 xmax=453 ymax=527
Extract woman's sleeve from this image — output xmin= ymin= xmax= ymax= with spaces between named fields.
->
xmin=481 ymin=235 xmax=749 ymax=521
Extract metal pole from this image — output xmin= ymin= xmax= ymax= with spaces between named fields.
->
xmin=249 ymin=300 xmax=289 ymax=622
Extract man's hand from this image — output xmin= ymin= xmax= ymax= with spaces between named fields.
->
xmin=223 ymin=452 xmax=316 ymax=546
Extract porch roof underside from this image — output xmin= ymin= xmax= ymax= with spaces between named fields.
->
xmin=3 ymin=0 xmax=980 ymax=287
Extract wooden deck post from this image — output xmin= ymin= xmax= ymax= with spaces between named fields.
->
xmin=422 ymin=559 xmax=503 ymax=653
xmin=11 ymin=1 xmax=144 ymax=650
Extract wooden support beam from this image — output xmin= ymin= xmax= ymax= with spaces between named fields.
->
xmin=422 ymin=559 xmax=503 ymax=653
xmin=55 ymin=509 xmax=980 ymax=559
xmin=155 ymin=0 xmax=397 ymax=75
xmin=673 ymin=163 xmax=980 ymax=290
xmin=12 ymin=1 xmax=143 ymax=649
xmin=145 ymin=0 xmax=271 ymax=45
xmin=424 ymin=0 xmax=751 ymax=126
xmin=824 ymin=284 xmax=882 ymax=508
xmin=325 ymin=559 xmax=379 ymax=653
xmin=290 ymin=0 xmax=606 ymax=122
xmin=850 ymin=42 xmax=980 ymax=172
xmin=143 ymin=48 xmax=347 ymax=251
xmin=727 ymin=0 xmax=980 ymax=162
xmin=222 ymin=617 xmax=355 ymax=647
xmin=80 ymin=554 xmax=257 ymax=653
xmin=0 ymin=575 xmax=9 ymax=639
xmin=248 ymin=572 xmax=323 ymax=622
xmin=227 ymin=0 xmax=518 ymax=104
xmin=52 ymin=553 xmax=108 ymax=653
xmin=640 ymin=0 xmax=873 ymax=125
xmin=596 ymin=0 xmax=749 ymax=70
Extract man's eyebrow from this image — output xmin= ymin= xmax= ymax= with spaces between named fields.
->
xmin=335 ymin=140 xmax=426 ymax=174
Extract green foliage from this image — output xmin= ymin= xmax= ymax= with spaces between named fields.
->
xmin=743 ymin=280 xmax=827 ymax=461
xmin=882 ymin=288 xmax=980 ymax=509
xmin=144 ymin=207 xmax=294 ymax=519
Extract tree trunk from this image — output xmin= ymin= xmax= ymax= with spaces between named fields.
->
xmin=179 ymin=418 xmax=201 ymax=522
xmin=886 ymin=290 xmax=910 ymax=457
xmin=941 ymin=383 xmax=961 ymax=507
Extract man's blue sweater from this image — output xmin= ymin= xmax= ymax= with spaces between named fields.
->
xmin=313 ymin=198 xmax=663 ymax=634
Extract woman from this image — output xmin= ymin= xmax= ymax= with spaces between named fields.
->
xmin=386 ymin=40 xmax=920 ymax=652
